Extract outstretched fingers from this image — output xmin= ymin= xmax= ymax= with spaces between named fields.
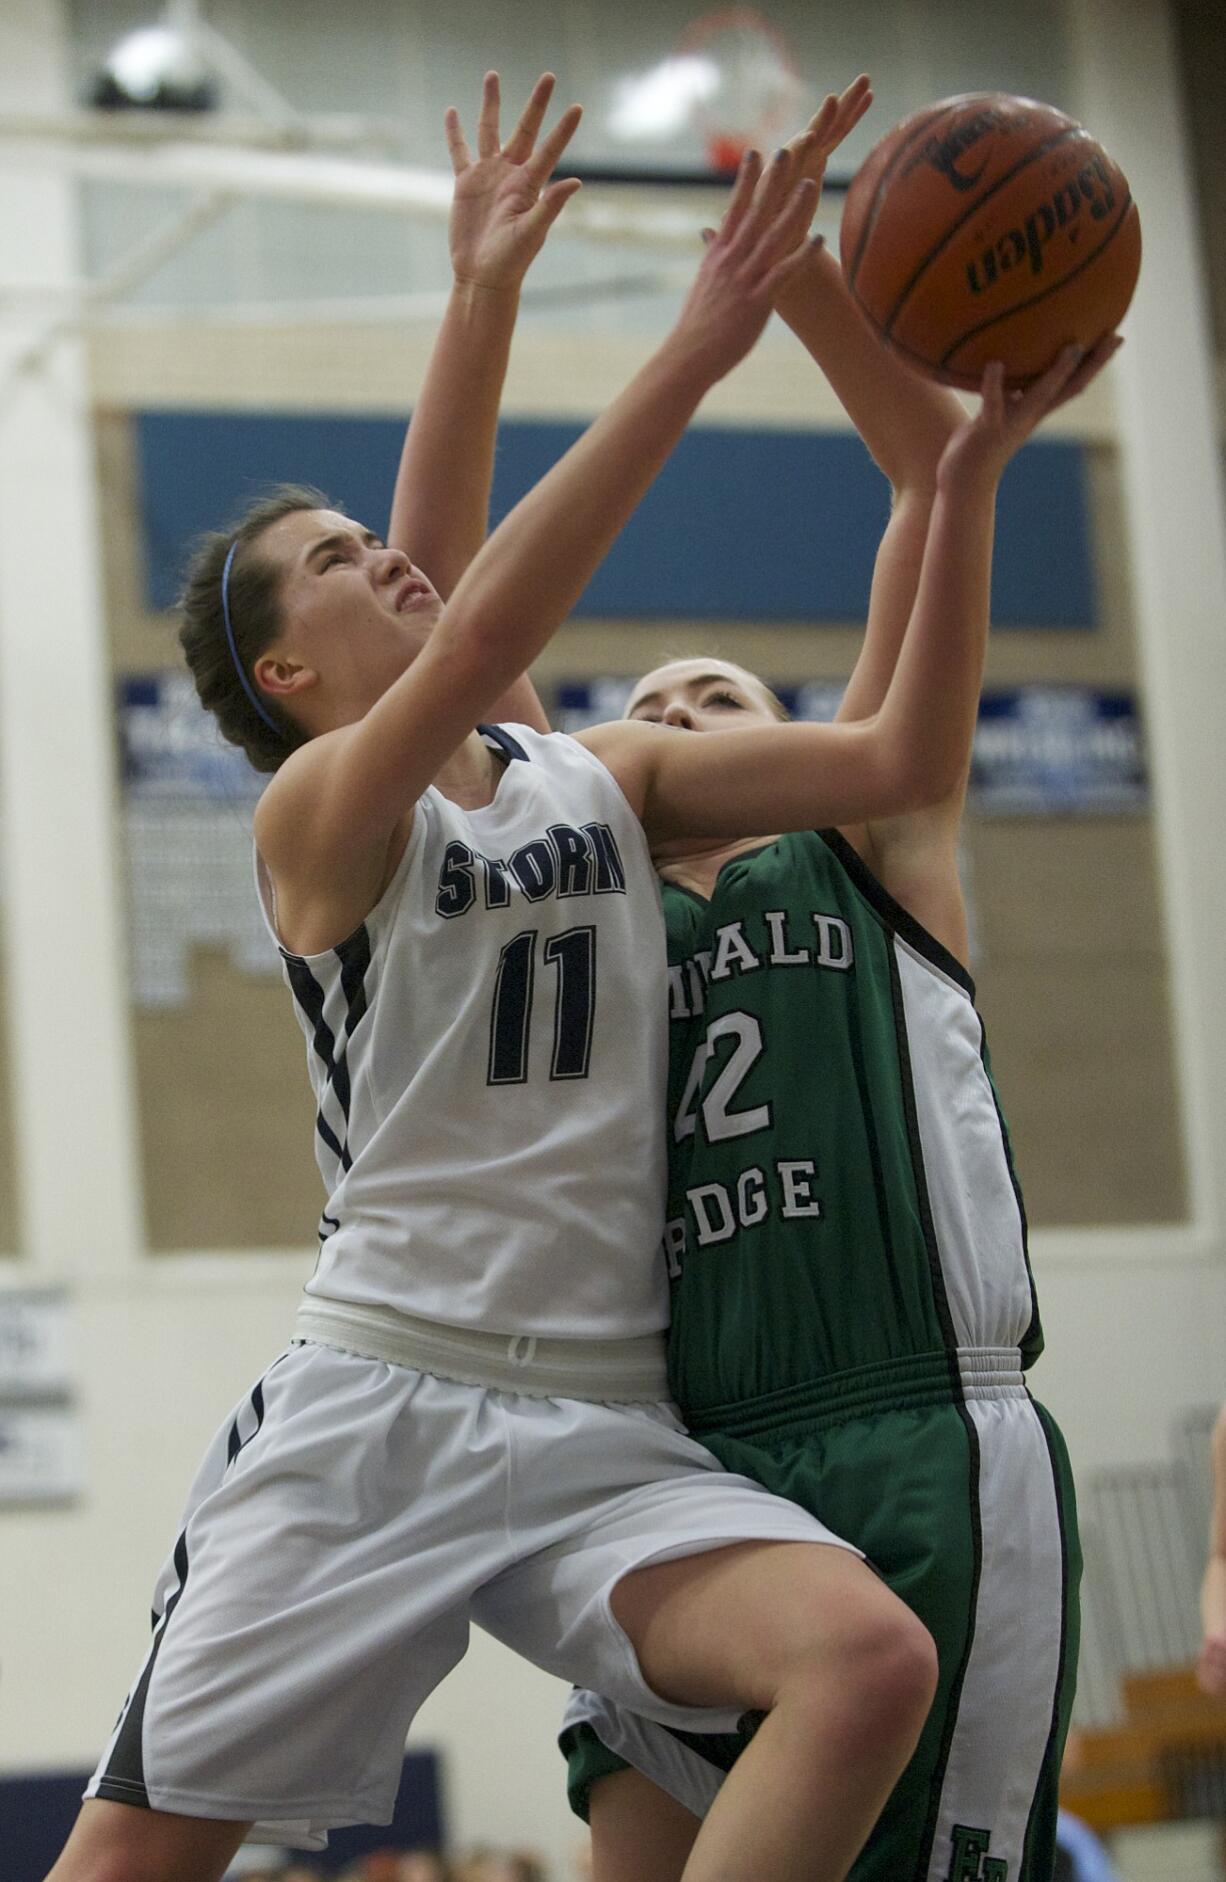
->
xmin=787 ymin=73 xmax=872 ymax=172
xmin=993 ymin=341 xmax=1090 ymax=443
xmin=713 ymin=149 xmax=765 ymax=249
xmin=750 ymin=144 xmax=802 ymax=225
xmin=443 ymin=105 xmax=471 ymax=177
xmin=522 ymin=173 xmax=584 ymax=239
xmin=750 ymin=177 xmax=820 ymax=289
xmin=979 ymin=359 xmax=1008 ymax=431
xmin=502 ymin=71 xmax=557 ymax=165
xmin=1047 ymin=332 xmax=1123 ymax=409
xmin=826 ymin=73 xmax=873 ymax=147
xmin=475 ymin=69 xmax=502 ymax=160
xmin=524 ymin=100 xmax=584 ymax=189
xmin=970 ymin=334 xmax=1121 ymax=460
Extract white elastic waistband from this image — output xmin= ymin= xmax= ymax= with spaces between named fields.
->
xmin=293 ymin=1297 xmax=671 ymax=1402
xmin=955 ymin=1345 xmax=1027 ymax=1400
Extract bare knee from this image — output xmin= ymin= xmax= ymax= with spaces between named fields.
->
xmin=781 ymin=1589 xmax=938 ymax=1756
xmin=847 ymin=1597 xmax=938 ymax=1738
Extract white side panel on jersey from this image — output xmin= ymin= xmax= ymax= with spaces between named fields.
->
xmin=892 ymin=939 xmax=1032 ymax=1350
xmin=925 ymin=1395 xmax=1065 ymax=1879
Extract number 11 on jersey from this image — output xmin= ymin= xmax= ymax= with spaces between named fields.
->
xmin=488 ymin=926 xmax=597 ymax=1085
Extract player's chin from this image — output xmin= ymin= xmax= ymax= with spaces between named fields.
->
xmin=408 ymin=606 xmax=443 ymax=648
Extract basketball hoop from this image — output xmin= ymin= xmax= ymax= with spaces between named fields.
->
xmin=677 ymin=8 xmax=804 ymax=175
xmin=704 ymin=130 xmax=752 ymax=173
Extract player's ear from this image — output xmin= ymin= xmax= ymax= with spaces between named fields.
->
xmin=252 ymin=652 xmax=318 ymax=701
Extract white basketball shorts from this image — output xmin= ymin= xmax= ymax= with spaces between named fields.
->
xmin=87 ymin=1339 xmax=855 ymax=1849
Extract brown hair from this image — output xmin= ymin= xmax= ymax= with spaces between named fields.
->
xmin=178 ymin=483 xmax=332 ymax=773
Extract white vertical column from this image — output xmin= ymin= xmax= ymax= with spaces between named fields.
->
xmin=1069 ymin=0 xmax=1226 ymax=1243
xmin=0 ymin=1 xmax=144 ymax=1273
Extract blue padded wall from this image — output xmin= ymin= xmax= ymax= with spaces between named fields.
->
xmin=135 ymin=409 xmax=1097 ymax=628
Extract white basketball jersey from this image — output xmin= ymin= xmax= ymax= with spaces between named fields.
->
xmin=257 ymin=725 xmax=669 ymax=1338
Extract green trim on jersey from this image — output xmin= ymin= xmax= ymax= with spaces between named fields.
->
xmin=660 ymin=831 xmax=1041 ymax=1419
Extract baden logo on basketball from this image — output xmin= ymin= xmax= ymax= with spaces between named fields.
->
xmin=966 ymin=156 xmax=1118 ymax=295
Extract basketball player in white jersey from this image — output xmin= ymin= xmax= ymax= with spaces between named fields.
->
xmin=47 ymin=78 xmax=1086 ymax=1882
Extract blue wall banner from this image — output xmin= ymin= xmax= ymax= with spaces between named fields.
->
xmin=121 ymin=675 xmax=1146 ymax=817
xmin=121 ymin=672 xmax=259 ymax=799
xmin=554 ymin=681 xmax=1148 ymax=815
xmin=135 ymin=409 xmax=1099 ymax=628
xmin=970 ymin=687 xmax=1147 ymax=813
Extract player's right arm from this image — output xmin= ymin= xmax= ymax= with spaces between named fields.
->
xmin=254 ymin=157 xmax=819 ymax=922
xmin=388 ymin=72 xmax=582 ymax=735
xmin=1199 ymin=1405 xmax=1226 ymax=1696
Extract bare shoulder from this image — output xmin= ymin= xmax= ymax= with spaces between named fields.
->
xmin=252 ymin=724 xmax=413 ymax=954
xmin=571 ymin=719 xmax=663 ymax=813
xmin=251 ymin=734 xmax=337 ymax=869
xmin=572 ymin=719 xmax=651 ymax=761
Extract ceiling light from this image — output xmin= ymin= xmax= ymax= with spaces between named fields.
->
xmin=90 ymin=21 xmax=216 ymax=112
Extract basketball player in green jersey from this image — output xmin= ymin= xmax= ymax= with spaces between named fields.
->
xmin=562 ymin=83 xmax=1119 ymax=1882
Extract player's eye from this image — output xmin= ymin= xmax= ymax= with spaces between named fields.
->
xmin=706 ymin=691 xmax=742 ymax=709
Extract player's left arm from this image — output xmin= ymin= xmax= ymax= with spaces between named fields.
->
xmin=387 ymin=71 xmax=582 ymax=733
xmin=768 ymin=80 xmax=966 ymax=733
xmin=1199 ymin=1405 xmax=1226 ymax=1696
xmin=768 ymin=97 xmax=1119 ymax=953
xmin=760 ymin=87 xmax=972 ymax=943
xmin=857 ymin=336 xmax=1118 ymax=958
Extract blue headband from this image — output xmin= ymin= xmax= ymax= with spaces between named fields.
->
xmin=221 ymin=539 xmax=284 ymax=739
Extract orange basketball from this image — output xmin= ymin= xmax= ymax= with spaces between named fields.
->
xmin=839 ymin=93 xmax=1141 ymax=389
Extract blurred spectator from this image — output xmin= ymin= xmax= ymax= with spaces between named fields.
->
xmin=1199 ymin=1404 xmax=1226 ymax=1695
xmin=348 ymin=1856 xmax=408 ymax=1882
xmin=1054 ymin=1809 xmax=1122 ymax=1882
xmin=452 ymin=1851 xmax=544 ymax=1882
xmin=399 ymin=1852 xmax=453 ymax=1882
xmin=335 ymin=1856 xmax=449 ymax=1882
xmin=220 ymin=1851 xmax=297 ymax=1882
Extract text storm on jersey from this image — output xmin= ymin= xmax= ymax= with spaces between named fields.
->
xmin=434 ymin=823 xmax=627 ymax=917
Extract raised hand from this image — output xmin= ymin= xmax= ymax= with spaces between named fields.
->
xmin=675 ymin=149 xmax=819 ymax=382
xmin=937 ymin=334 xmax=1123 ymax=491
xmin=444 ymin=71 xmax=582 ymax=291
xmin=780 ymin=73 xmax=873 ymax=205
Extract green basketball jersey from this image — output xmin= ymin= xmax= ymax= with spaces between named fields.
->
xmin=661 ymin=829 xmax=1042 ymax=1417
